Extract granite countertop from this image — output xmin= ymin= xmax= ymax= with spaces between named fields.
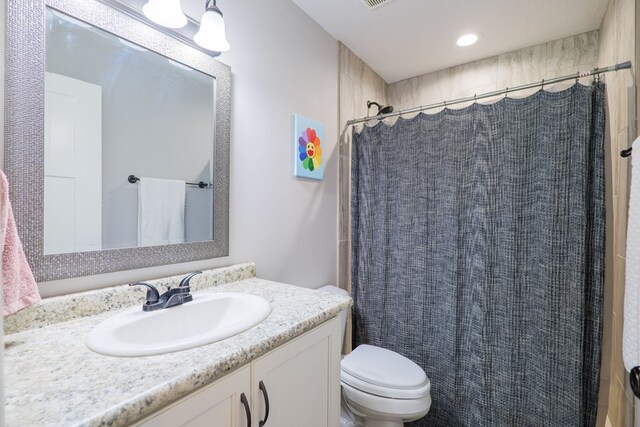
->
xmin=4 ymin=273 xmax=351 ymax=427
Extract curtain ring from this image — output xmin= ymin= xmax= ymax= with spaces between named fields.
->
xmin=575 ymin=71 xmax=580 ymax=84
xmin=443 ymin=99 xmax=447 ymax=108
xmin=474 ymin=94 xmax=477 ymax=103
xmin=504 ymin=87 xmax=509 ymax=99
xmin=541 ymin=79 xmax=545 ymax=90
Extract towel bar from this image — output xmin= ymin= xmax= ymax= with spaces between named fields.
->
xmin=127 ymin=174 xmax=210 ymax=189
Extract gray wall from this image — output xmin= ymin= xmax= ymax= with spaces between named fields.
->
xmin=37 ymin=0 xmax=339 ymax=296
xmin=46 ymin=11 xmax=214 ymax=249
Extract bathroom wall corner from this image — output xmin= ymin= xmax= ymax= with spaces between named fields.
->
xmin=338 ymin=42 xmax=388 ymax=353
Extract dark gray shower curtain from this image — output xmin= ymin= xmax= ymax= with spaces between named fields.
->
xmin=351 ymin=83 xmax=605 ymax=427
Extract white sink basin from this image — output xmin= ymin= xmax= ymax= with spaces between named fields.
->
xmin=86 ymin=292 xmax=272 ymax=357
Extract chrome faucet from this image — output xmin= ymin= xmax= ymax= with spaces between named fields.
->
xmin=130 ymin=271 xmax=202 ymax=311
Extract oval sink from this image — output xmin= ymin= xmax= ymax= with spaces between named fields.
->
xmin=86 ymin=292 xmax=272 ymax=357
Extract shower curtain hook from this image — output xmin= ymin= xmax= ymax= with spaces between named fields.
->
xmin=575 ymin=71 xmax=580 ymax=84
xmin=505 ymin=87 xmax=509 ymax=99
xmin=541 ymin=79 xmax=545 ymax=90
xmin=474 ymin=94 xmax=477 ymax=104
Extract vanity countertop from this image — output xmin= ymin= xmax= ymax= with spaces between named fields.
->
xmin=4 ymin=278 xmax=351 ymax=427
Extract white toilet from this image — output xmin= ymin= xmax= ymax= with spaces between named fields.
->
xmin=318 ymin=286 xmax=432 ymax=427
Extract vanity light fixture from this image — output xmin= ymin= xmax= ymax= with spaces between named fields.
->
xmin=193 ymin=0 xmax=230 ymax=53
xmin=142 ymin=0 xmax=188 ymax=29
xmin=456 ymin=33 xmax=478 ymax=47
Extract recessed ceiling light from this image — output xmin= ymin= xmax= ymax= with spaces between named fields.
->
xmin=456 ymin=33 xmax=479 ymax=47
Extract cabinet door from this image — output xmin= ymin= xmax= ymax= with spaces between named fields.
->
xmin=251 ymin=317 xmax=341 ymax=427
xmin=136 ymin=365 xmax=251 ymax=427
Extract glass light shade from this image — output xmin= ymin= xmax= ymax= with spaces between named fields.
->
xmin=142 ymin=0 xmax=188 ymax=29
xmin=193 ymin=9 xmax=230 ymax=52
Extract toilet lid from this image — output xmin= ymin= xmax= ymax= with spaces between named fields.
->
xmin=341 ymin=345 xmax=430 ymax=399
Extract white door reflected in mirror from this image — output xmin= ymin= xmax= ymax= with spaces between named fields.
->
xmin=44 ymin=73 xmax=102 ymax=254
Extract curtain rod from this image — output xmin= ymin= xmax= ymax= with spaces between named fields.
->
xmin=346 ymin=61 xmax=632 ymax=126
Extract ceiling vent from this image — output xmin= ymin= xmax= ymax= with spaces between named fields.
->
xmin=362 ymin=0 xmax=397 ymax=10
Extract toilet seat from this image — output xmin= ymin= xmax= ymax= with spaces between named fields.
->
xmin=341 ymin=344 xmax=431 ymax=399
xmin=342 ymin=381 xmax=432 ymax=421
xmin=341 ymin=370 xmax=430 ymax=399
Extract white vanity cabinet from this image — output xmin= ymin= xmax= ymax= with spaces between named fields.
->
xmin=135 ymin=366 xmax=251 ymax=427
xmin=135 ymin=316 xmax=342 ymax=427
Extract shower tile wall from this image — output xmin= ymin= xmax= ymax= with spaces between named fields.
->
xmin=338 ymin=43 xmax=388 ymax=352
xmin=387 ymin=31 xmax=599 ymax=112
xmin=598 ymin=0 xmax=638 ymax=425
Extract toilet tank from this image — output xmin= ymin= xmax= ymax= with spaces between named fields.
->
xmin=317 ymin=285 xmax=349 ymax=347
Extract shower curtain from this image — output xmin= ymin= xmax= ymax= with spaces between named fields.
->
xmin=351 ymin=83 xmax=605 ymax=427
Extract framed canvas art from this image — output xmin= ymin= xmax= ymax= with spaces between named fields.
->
xmin=293 ymin=114 xmax=324 ymax=180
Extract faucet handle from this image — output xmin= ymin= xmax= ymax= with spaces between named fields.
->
xmin=178 ymin=271 xmax=202 ymax=289
xmin=129 ymin=282 xmax=160 ymax=304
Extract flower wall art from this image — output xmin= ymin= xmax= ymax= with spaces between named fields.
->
xmin=293 ymin=114 xmax=324 ymax=180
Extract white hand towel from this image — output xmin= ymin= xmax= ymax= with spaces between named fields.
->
xmin=624 ymin=136 xmax=640 ymax=372
xmin=137 ymin=177 xmax=186 ymax=247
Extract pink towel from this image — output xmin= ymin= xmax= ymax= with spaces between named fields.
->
xmin=1 ymin=169 xmax=41 ymax=316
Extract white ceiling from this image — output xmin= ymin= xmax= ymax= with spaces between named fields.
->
xmin=290 ymin=0 xmax=609 ymax=83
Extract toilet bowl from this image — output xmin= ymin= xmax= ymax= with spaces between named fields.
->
xmin=317 ymin=286 xmax=432 ymax=427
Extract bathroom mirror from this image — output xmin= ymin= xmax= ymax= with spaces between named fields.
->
xmin=5 ymin=0 xmax=231 ymax=281
xmin=45 ymin=8 xmax=215 ymax=254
